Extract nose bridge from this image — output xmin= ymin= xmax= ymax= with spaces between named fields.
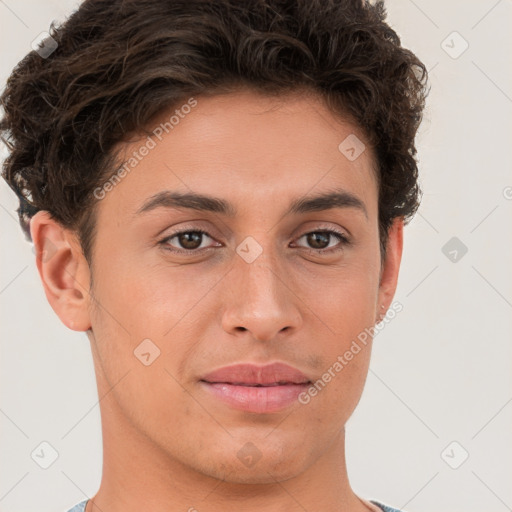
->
xmin=221 ymin=237 xmax=301 ymax=340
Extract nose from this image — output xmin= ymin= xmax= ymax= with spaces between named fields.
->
xmin=221 ymin=251 xmax=302 ymax=342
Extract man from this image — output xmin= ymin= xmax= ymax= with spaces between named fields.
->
xmin=0 ymin=0 xmax=428 ymax=510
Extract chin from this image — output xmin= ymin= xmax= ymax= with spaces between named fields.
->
xmin=193 ymin=436 xmax=311 ymax=484
xmin=205 ymin=460 xmax=303 ymax=485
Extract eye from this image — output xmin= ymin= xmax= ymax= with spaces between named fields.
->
xmin=293 ymin=229 xmax=350 ymax=254
xmin=158 ymin=227 xmax=350 ymax=256
xmin=159 ymin=229 xmax=219 ymax=253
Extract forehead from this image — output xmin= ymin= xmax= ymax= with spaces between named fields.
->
xmin=100 ymin=89 xmax=378 ymax=222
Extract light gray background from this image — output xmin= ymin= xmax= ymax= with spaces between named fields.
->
xmin=1 ymin=1 xmax=511 ymax=511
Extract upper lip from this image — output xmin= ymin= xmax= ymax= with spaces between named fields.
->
xmin=200 ymin=362 xmax=311 ymax=386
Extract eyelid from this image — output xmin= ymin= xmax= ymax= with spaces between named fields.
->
xmin=158 ymin=228 xmax=218 ymax=253
xmin=292 ymin=227 xmax=351 ymax=254
xmin=158 ymin=223 xmax=351 ymax=255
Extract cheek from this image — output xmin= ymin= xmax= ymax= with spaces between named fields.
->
xmin=89 ymin=294 xmax=194 ymax=437
xmin=304 ymin=336 xmax=372 ymax=429
xmin=93 ymin=250 xmax=211 ymax=338
xmin=299 ymin=261 xmax=379 ymax=340
xmin=87 ymin=256 xmax=210 ymax=416
xmin=295 ymin=263 xmax=377 ymax=414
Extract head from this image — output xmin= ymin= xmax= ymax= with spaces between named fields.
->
xmin=1 ymin=0 xmax=427 ymax=485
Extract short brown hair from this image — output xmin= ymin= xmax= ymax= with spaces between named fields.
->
xmin=0 ymin=0 xmax=428 ymax=265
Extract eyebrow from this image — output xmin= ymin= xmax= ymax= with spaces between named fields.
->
xmin=135 ymin=189 xmax=367 ymax=219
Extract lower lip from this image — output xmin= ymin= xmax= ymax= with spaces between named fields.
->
xmin=200 ymin=381 xmax=310 ymax=413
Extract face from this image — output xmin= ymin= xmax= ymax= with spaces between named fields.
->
xmin=33 ymin=89 xmax=402 ymax=484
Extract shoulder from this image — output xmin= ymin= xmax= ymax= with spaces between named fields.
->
xmin=370 ymin=500 xmax=408 ymax=512
xmin=65 ymin=499 xmax=88 ymax=512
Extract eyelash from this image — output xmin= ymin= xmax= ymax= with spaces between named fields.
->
xmin=158 ymin=227 xmax=351 ymax=256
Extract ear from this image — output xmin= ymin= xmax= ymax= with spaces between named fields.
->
xmin=376 ymin=217 xmax=404 ymax=321
xmin=29 ymin=211 xmax=92 ymax=331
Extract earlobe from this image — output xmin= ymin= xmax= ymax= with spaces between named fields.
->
xmin=30 ymin=211 xmax=92 ymax=332
xmin=377 ymin=217 xmax=404 ymax=319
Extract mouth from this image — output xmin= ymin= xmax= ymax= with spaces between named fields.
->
xmin=199 ymin=381 xmax=311 ymax=413
xmin=204 ymin=381 xmax=310 ymax=387
xmin=199 ymin=362 xmax=312 ymax=413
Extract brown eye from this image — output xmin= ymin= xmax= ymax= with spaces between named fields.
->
xmin=306 ymin=232 xmax=330 ymax=249
xmin=160 ymin=229 xmax=215 ymax=252
xmin=176 ymin=231 xmax=204 ymax=250
xmin=294 ymin=229 xmax=350 ymax=254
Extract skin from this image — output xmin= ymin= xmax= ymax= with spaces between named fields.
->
xmin=30 ymin=89 xmax=403 ymax=512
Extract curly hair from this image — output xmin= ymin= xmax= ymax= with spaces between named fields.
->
xmin=0 ymin=0 xmax=428 ymax=266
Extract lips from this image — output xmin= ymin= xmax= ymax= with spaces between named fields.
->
xmin=200 ymin=362 xmax=311 ymax=386
xmin=200 ymin=362 xmax=312 ymax=413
